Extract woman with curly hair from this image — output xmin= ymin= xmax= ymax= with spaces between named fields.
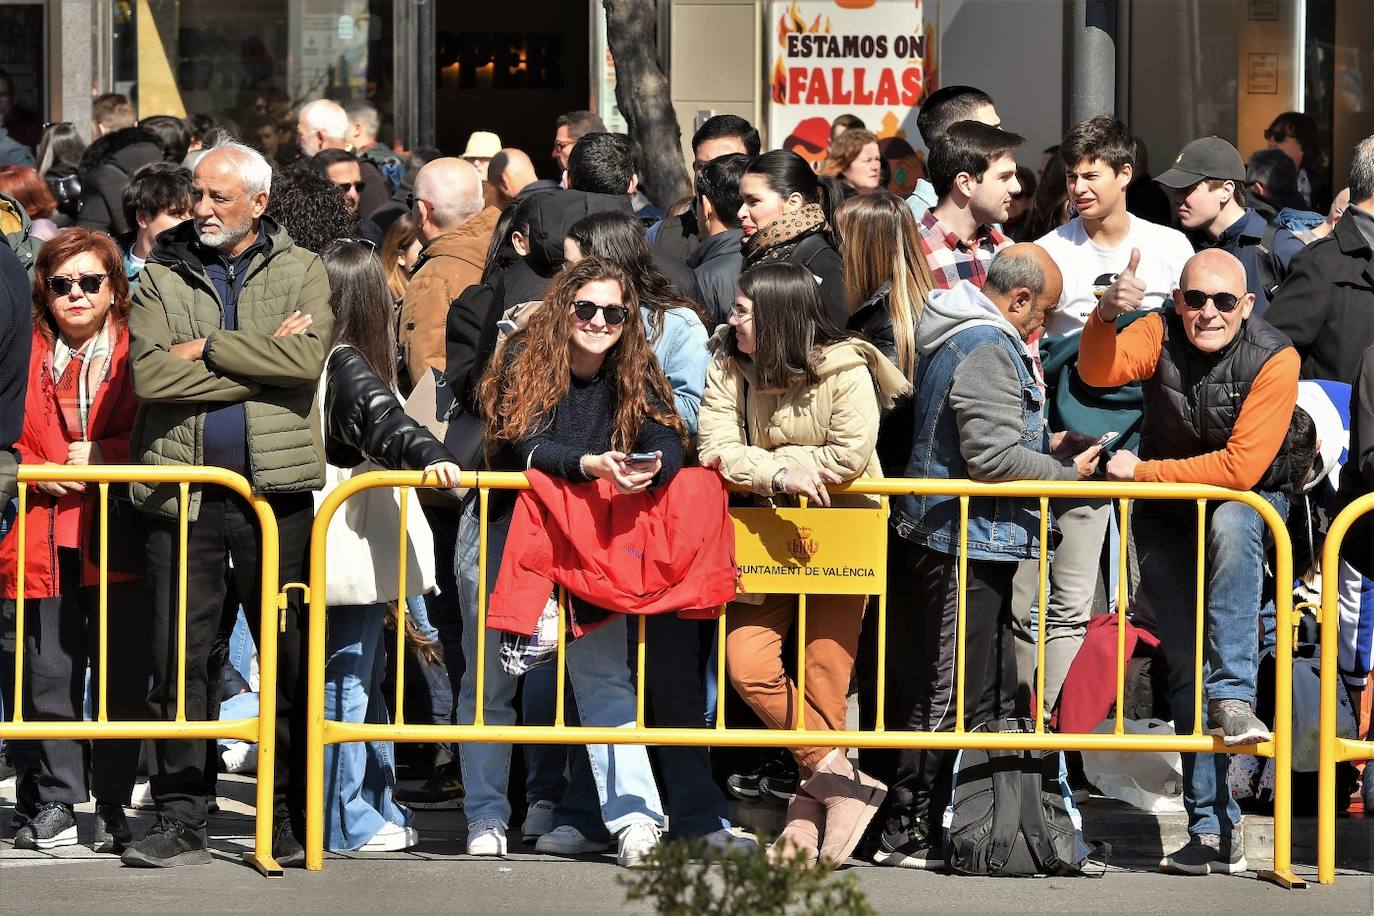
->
xmin=456 ymin=256 xmax=683 ymax=866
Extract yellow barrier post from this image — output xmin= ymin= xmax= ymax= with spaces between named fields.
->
xmin=297 ymin=473 xmax=1303 ymax=888
xmin=3 ymin=465 xmax=282 ymax=877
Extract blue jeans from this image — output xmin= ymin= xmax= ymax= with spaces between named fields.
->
xmin=322 ymin=603 xmax=412 ymax=851
xmin=522 ymin=661 xmax=572 ymax=805
xmin=455 ymin=503 xmax=664 ymax=832
xmin=1134 ymin=490 xmax=1286 ymax=838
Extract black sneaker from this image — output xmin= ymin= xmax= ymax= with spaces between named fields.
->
xmin=121 ymin=814 xmax=211 ymax=868
xmin=872 ymin=826 xmax=944 ymax=870
xmin=13 ymin=802 xmax=77 ymax=850
xmin=1160 ymin=833 xmax=1247 ymax=875
xmin=273 ymin=817 xmax=306 ymax=869
xmin=759 ymin=766 xmax=799 ymax=802
xmin=92 ymin=802 xmax=133 ymax=853
xmin=726 ymin=753 xmax=795 ymax=801
xmin=395 ymin=760 xmax=464 ymax=810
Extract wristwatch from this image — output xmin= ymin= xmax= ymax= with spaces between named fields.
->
xmin=770 ymin=468 xmax=789 ymax=495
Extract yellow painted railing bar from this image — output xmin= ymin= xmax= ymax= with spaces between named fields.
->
xmin=175 ymin=482 xmax=189 ymax=723
xmin=1192 ymin=500 xmax=1206 ymax=738
xmin=1 ymin=720 xmax=262 ymax=740
xmin=955 ymin=495 xmax=969 ymax=734
xmin=636 ymin=614 xmax=647 ymax=729
xmin=246 ymin=491 xmax=283 ymax=878
xmin=1036 ymin=497 xmax=1049 ymax=733
xmin=394 ymin=488 xmax=409 ymax=727
xmin=475 ymin=484 xmax=490 ymax=729
xmin=1266 ymin=489 xmax=1298 ymax=887
xmin=98 ymin=481 xmax=109 ymax=722
xmin=715 ymin=611 xmax=727 ymax=730
xmin=555 ymin=586 xmax=566 ymax=727
xmin=11 ymin=482 xmax=25 ymax=723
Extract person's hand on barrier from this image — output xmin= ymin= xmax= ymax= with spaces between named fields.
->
xmin=272 ymin=310 xmax=313 ymax=337
xmin=1105 ymin=449 xmax=1140 ymax=481
xmin=170 ymin=338 xmax=208 ymax=361
xmin=35 ymin=461 xmax=84 ymax=496
xmin=1071 ymin=443 xmax=1102 ymax=479
xmin=66 ymin=441 xmax=103 ymax=466
xmin=1097 ymin=248 xmax=1146 ymax=321
xmin=1050 ymin=430 xmax=1099 ymax=460
xmin=777 ymin=466 xmax=843 ymax=507
xmin=581 ymin=451 xmax=656 ymax=495
xmin=423 ymin=461 xmax=462 ymax=488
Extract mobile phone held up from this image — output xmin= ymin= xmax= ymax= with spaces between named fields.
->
xmin=1095 ymin=430 xmax=1121 ymax=448
xmin=625 ymin=451 xmax=658 ymax=468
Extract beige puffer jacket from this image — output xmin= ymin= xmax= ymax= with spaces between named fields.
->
xmin=698 ymin=334 xmax=910 ymax=508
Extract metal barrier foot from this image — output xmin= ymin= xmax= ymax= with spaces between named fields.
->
xmin=242 ymin=851 xmax=285 ymax=877
xmin=1257 ymin=868 xmax=1308 ymax=889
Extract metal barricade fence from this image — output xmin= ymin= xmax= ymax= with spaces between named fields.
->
xmin=2 ymin=466 xmax=284 ymax=877
xmin=1316 ymin=495 xmax=1374 ymax=886
xmin=303 ymin=471 xmax=1301 ymax=888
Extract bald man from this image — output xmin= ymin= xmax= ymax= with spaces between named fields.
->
xmin=1081 ymin=247 xmax=1299 ymax=876
xmin=876 ymin=245 xmax=1105 ymax=871
xmin=489 ymin=147 xmax=559 ymax=207
xmin=400 ymin=157 xmax=499 ymax=387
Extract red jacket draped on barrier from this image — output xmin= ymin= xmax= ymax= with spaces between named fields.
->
xmin=488 ymin=467 xmax=737 ymax=637
xmin=0 ymin=326 xmax=139 ymax=599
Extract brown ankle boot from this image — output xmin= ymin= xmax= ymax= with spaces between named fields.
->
xmin=799 ymin=750 xmax=886 ymax=867
xmin=767 ymin=790 xmax=824 ymax=865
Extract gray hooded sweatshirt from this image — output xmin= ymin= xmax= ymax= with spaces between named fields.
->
xmin=917 ymin=281 xmax=1075 ymax=483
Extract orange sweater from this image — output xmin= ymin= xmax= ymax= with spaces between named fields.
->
xmin=1078 ymin=309 xmax=1299 ymax=489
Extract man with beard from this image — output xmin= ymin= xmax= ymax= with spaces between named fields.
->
xmin=122 ymin=142 xmax=332 ymax=869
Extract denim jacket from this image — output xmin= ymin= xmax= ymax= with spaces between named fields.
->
xmin=894 ymin=292 xmax=1059 ymax=561
xmin=647 ymin=304 xmax=709 ymax=435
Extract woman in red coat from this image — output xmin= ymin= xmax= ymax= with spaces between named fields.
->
xmin=0 ymin=228 xmax=148 ymax=853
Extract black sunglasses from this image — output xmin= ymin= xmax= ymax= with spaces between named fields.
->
xmin=335 ymin=180 xmax=366 ymax=193
xmin=1263 ymin=128 xmax=1290 ymax=143
xmin=1180 ymin=289 xmax=1242 ymax=313
xmin=46 ymin=274 xmax=107 ymax=296
xmin=571 ymin=300 xmax=629 ymax=325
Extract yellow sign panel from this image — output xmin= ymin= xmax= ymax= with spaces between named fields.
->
xmin=731 ymin=506 xmax=888 ymax=596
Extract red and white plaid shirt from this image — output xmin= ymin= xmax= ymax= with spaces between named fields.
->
xmin=918 ymin=210 xmax=1012 ymax=290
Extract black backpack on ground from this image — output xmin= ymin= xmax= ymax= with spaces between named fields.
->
xmin=943 ymin=718 xmax=1091 ymax=877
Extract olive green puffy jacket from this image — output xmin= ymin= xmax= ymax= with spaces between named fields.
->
xmin=128 ymin=218 xmax=334 ymax=520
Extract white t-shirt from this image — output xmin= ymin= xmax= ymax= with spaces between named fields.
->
xmin=1037 ymin=214 xmax=1195 ymax=336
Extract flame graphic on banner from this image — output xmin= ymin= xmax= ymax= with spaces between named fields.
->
xmin=772 ymin=2 xmax=833 ymax=104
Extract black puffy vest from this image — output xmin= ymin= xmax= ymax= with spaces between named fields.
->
xmin=1139 ymin=309 xmax=1293 ymax=495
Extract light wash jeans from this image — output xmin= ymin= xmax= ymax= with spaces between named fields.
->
xmin=322 ymin=603 xmax=413 ymax=851
xmin=1134 ymin=490 xmax=1286 ymax=839
xmin=455 ymin=502 xmax=664 ymax=833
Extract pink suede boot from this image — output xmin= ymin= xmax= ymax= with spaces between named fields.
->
xmin=799 ymin=749 xmax=886 ymax=867
xmin=766 ymin=789 xmax=825 ymax=865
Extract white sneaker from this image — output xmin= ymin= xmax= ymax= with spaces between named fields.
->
xmin=535 ymin=824 xmax=611 ymax=855
xmin=701 ymin=826 xmax=758 ymax=853
xmin=128 ymin=779 xmax=155 ymax=811
xmin=520 ymin=799 xmax=556 ymax=841
xmin=360 ymin=820 xmax=419 ymax=852
xmin=465 ymin=817 xmax=508 ymax=856
xmin=617 ymin=820 xmax=662 ymax=868
xmin=220 ymin=741 xmax=258 ymax=774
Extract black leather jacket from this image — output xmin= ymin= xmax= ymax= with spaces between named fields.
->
xmin=324 ymin=347 xmax=453 ymax=472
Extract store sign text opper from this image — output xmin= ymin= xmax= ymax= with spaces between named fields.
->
xmin=766 ymin=1 xmax=933 ymax=193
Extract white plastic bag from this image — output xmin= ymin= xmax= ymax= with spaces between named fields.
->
xmin=1079 ymin=718 xmax=1185 ymax=814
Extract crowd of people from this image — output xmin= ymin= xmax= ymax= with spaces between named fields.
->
xmin=0 ymin=79 xmax=1370 ymax=883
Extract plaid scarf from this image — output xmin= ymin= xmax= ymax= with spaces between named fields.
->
xmin=50 ymin=319 xmax=114 ymax=441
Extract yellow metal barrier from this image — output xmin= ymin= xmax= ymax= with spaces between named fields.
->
xmin=304 ymin=472 xmax=1301 ymax=887
xmin=1316 ymin=494 xmax=1374 ymax=885
xmin=3 ymin=465 xmax=284 ymax=877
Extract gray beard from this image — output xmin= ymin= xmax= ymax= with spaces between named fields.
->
xmin=197 ymin=219 xmax=251 ymax=251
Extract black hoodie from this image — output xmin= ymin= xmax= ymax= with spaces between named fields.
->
xmin=76 ymin=126 xmax=166 ymax=235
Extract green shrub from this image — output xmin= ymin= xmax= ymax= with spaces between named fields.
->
xmin=617 ymin=836 xmax=876 ymax=916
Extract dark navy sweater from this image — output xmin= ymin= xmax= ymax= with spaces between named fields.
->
xmin=198 ymin=229 xmax=266 ymax=473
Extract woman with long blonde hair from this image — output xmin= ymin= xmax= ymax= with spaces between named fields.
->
xmin=835 ymin=191 xmax=934 ymax=474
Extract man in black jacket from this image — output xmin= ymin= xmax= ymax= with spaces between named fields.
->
xmin=76 ymin=125 xmax=165 ymax=236
xmin=687 ymin=153 xmax=748 ymax=327
xmin=651 ymin=115 xmax=761 ymax=263
xmin=1266 ymin=135 xmax=1374 ymax=382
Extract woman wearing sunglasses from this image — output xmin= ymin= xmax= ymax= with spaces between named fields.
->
xmin=1264 ymin=112 xmax=1330 ymax=213
xmin=697 ymin=261 xmax=909 ymax=867
xmin=457 ymin=257 xmax=684 ymax=865
xmin=0 ymin=228 xmax=149 ymax=853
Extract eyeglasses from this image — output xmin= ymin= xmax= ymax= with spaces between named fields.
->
xmin=729 ymin=304 xmax=754 ymax=321
xmin=335 ymin=181 xmax=366 ymax=193
xmin=553 ymin=139 xmax=577 ymax=153
xmin=1263 ymin=128 xmax=1291 ymax=143
xmin=46 ymin=274 xmax=107 ymax=296
xmin=1180 ymin=289 xmax=1242 ymax=313
xmin=571 ymin=301 xmax=629 ymax=325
